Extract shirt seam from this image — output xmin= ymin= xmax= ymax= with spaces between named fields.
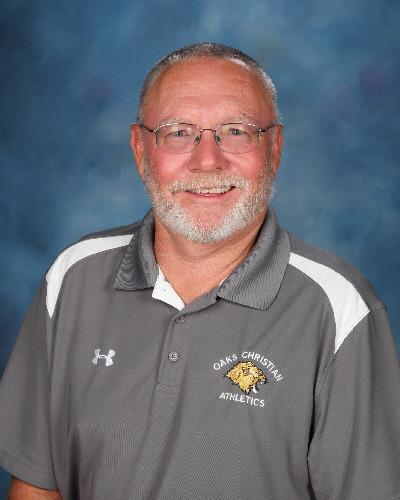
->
xmin=287 ymin=263 xmax=337 ymax=328
xmin=312 ymin=307 xmax=386 ymax=436
xmin=50 ymin=245 xmax=130 ymax=322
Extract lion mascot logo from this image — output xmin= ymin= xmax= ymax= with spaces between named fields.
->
xmin=225 ymin=361 xmax=267 ymax=394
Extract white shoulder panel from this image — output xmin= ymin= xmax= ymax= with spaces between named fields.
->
xmin=46 ymin=234 xmax=133 ymax=318
xmin=289 ymin=253 xmax=370 ymax=353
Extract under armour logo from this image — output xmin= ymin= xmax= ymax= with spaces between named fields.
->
xmin=92 ymin=349 xmax=115 ymax=366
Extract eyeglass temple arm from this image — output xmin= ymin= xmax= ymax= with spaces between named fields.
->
xmin=136 ymin=123 xmax=155 ymax=133
xmin=258 ymin=122 xmax=279 ymax=133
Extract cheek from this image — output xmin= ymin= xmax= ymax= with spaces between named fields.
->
xmin=233 ymin=153 xmax=268 ymax=183
xmin=147 ymin=150 xmax=189 ymax=185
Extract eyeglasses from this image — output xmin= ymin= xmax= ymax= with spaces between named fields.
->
xmin=138 ymin=122 xmax=277 ymax=154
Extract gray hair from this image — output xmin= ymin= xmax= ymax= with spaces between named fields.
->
xmin=137 ymin=42 xmax=280 ymax=122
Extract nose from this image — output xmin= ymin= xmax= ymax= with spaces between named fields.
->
xmin=188 ymin=129 xmax=230 ymax=173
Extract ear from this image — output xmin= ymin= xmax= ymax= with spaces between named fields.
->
xmin=269 ymin=124 xmax=284 ymax=178
xmin=130 ymin=124 xmax=146 ymax=179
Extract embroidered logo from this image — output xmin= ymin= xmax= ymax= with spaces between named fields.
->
xmin=92 ymin=349 xmax=115 ymax=366
xmin=225 ymin=361 xmax=267 ymax=394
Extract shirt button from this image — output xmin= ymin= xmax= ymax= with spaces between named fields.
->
xmin=175 ymin=315 xmax=185 ymax=324
xmin=168 ymin=351 xmax=179 ymax=362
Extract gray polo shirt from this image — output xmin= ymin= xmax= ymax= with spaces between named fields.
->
xmin=0 ymin=209 xmax=399 ymax=499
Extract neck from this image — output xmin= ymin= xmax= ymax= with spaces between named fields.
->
xmin=153 ymin=210 xmax=266 ymax=304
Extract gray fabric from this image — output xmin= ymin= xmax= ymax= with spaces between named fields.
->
xmin=0 ymin=209 xmax=399 ymax=499
xmin=113 ymin=210 xmax=158 ymax=291
xmin=308 ymin=307 xmax=400 ymax=499
xmin=218 ymin=208 xmax=290 ymax=310
xmin=0 ymin=284 xmax=58 ymax=490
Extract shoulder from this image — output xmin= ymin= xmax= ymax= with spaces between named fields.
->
xmin=288 ymin=233 xmax=381 ymax=308
xmin=47 ymin=220 xmax=141 ymax=279
xmin=287 ymin=233 xmax=383 ymax=352
xmin=45 ymin=220 xmax=142 ymax=318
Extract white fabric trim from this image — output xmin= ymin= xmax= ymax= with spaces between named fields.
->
xmin=289 ymin=253 xmax=370 ymax=353
xmin=152 ymin=267 xmax=185 ymax=311
xmin=46 ymin=235 xmax=133 ymax=318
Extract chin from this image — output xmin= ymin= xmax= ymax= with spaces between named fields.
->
xmin=159 ymin=203 xmax=266 ymax=244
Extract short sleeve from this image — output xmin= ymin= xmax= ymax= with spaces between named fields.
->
xmin=308 ymin=307 xmax=400 ymax=500
xmin=0 ymin=280 xmax=58 ymax=489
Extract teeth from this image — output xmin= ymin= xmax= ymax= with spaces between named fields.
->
xmin=189 ymin=186 xmax=232 ymax=194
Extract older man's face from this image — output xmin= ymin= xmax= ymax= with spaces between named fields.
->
xmin=131 ymin=57 xmax=283 ymax=243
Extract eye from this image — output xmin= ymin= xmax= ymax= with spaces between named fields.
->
xmin=228 ymin=127 xmax=245 ymax=136
xmin=219 ymin=124 xmax=252 ymax=138
xmin=168 ymin=129 xmax=189 ymax=138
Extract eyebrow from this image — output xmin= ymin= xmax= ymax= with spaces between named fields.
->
xmin=155 ymin=114 xmax=260 ymax=127
xmin=155 ymin=117 xmax=188 ymax=126
xmin=229 ymin=113 xmax=259 ymax=122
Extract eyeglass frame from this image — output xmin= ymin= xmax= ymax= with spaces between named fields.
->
xmin=136 ymin=121 xmax=279 ymax=154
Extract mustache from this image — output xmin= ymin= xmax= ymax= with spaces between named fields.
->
xmin=168 ymin=174 xmax=249 ymax=193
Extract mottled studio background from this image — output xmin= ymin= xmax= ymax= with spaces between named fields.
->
xmin=1 ymin=0 xmax=399 ymax=494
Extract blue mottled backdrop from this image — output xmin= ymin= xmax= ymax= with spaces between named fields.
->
xmin=1 ymin=0 xmax=399 ymax=495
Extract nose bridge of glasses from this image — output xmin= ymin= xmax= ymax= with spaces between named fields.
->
xmin=198 ymin=127 xmax=222 ymax=147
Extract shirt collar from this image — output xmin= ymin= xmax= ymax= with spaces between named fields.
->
xmin=113 ymin=208 xmax=290 ymax=311
xmin=113 ymin=209 xmax=158 ymax=291
xmin=216 ymin=208 xmax=290 ymax=309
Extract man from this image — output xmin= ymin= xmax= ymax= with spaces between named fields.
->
xmin=1 ymin=43 xmax=399 ymax=499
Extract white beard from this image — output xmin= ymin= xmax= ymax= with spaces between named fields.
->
xmin=142 ymin=158 xmax=275 ymax=244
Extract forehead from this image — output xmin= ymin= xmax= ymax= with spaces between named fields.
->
xmin=143 ymin=57 xmax=272 ymax=125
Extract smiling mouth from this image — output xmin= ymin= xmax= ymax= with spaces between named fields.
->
xmin=184 ymin=186 xmax=234 ymax=195
xmin=169 ymin=175 xmax=248 ymax=196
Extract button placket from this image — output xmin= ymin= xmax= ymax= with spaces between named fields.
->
xmin=157 ymin=314 xmax=188 ymax=389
